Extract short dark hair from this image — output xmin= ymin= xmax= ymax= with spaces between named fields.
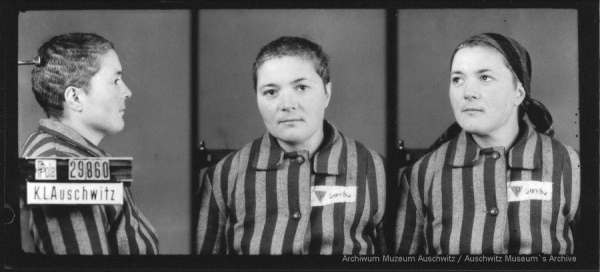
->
xmin=32 ymin=33 xmax=114 ymax=118
xmin=252 ymin=36 xmax=330 ymax=90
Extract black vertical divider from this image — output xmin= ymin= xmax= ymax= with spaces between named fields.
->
xmin=190 ymin=9 xmax=200 ymax=255
xmin=1 ymin=0 xmax=20 ymax=265
xmin=576 ymin=1 xmax=599 ymax=268
xmin=383 ymin=8 xmax=399 ymax=253
xmin=385 ymin=9 xmax=399 ymax=177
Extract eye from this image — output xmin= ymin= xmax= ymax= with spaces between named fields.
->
xmin=263 ymin=89 xmax=277 ymax=96
xmin=480 ymin=75 xmax=492 ymax=82
xmin=114 ymin=79 xmax=120 ymax=85
xmin=451 ymin=77 xmax=463 ymax=84
xmin=295 ymin=84 xmax=308 ymax=91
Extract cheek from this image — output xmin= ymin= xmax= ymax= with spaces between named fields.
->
xmin=449 ymin=90 xmax=461 ymax=111
xmin=105 ymin=102 xmax=116 ymax=112
xmin=490 ymin=93 xmax=514 ymax=114
xmin=256 ymin=100 xmax=274 ymax=121
xmin=309 ymin=98 xmax=325 ymax=111
xmin=100 ymin=94 xmax=118 ymax=112
xmin=308 ymin=94 xmax=328 ymax=110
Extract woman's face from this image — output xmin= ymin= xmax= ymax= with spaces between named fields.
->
xmin=449 ymin=45 xmax=525 ymax=139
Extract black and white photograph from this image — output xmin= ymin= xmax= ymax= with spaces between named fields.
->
xmin=1 ymin=1 xmax=597 ymax=271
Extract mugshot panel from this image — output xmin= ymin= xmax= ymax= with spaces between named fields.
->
xmin=195 ymin=8 xmax=388 ymax=255
xmin=17 ymin=10 xmax=192 ymax=254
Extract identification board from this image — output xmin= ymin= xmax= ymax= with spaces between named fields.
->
xmin=20 ymin=157 xmax=133 ymax=205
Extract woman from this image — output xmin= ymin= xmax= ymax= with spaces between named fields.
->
xmin=394 ymin=33 xmax=580 ymax=255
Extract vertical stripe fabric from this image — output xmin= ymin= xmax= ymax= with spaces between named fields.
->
xmin=395 ymin=122 xmax=579 ymax=255
xmin=20 ymin=119 xmax=159 ymax=255
xmin=196 ymin=121 xmax=387 ymax=255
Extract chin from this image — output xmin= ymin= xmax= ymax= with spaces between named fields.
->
xmin=457 ymin=121 xmax=485 ymax=135
xmin=461 ymin=126 xmax=490 ymax=137
xmin=271 ymin=132 xmax=305 ymax=145
xmin=275 ymin=134 xmax=302 ymax=143
xmin=109 ymin=123 xmax=125 ymax=134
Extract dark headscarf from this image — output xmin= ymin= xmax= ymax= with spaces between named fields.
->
xmin=428 ymin=33 xmax=554 ymax=152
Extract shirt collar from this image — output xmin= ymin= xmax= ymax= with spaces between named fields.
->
xmin=38 ymin=118 xmax=108 ymax=157
xmin=447 ymin=131 xmax=480 ymax=167
xmin=447 ymin=121 xmax=541 ymax=170
xmin=507 ymin=121 xmax=541 ymax=170
xmin=251 ymin=120 xmax=345 ymax=175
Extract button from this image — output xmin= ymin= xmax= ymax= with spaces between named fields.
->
xmin=291 ymin=211 xmax=301 ymax=220
xmin=488 ymin=207 xmax=499 ymax=216
xmin=491 ymin=151 xmax=500 ymax=160
xmin=295 ymin=156 xmax=305 ymax=164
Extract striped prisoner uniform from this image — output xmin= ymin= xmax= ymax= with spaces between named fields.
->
xmin=20 ymin=118 xmax=159 ymax=254
xmin=395 ymin=122 xmax=580 ymax=255
xmin=196 ymin=121 xmax=387 ymax=255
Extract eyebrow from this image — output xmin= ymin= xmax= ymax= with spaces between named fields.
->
xmin=451 ymin=69 xmax=493 ymax=75
xmin=291 ymin=77 xmax=308 ymax=84
xmin=258 ymin=83 xmax=279 ymax=90
xmin=258 ymin=77 xmax=309 ymax=89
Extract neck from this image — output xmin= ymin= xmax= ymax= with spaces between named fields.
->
xmin=277 ymin=128 xmax=324 ymax=158
xmin=58 ymin=117 xmax=104 ymax=146
xmin=471 ymin=121 xmax=520 ymax=151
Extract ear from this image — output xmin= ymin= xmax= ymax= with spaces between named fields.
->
xmin=324 ymin=82 xmax=332 ymax=108
xmin=515 ymin=82 xmax=526 ymax=106
xmin=63 ymin=86 xmax=84 ymax=112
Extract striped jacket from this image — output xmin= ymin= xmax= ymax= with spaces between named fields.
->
xmin=20 ymin=119 xmax=159 ymax=254
xmin=196 ymin=121 xmax=387 ymax=255
xmin=395 ymin=122 xmax=580 ymax=255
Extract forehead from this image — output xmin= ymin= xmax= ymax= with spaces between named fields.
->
xmin=257 ymin=56 xmax=318 ymax=81
xmin=451 ymin=46 xmax=508 ymax=71
xmin=96 ymin=49 xmax=122 ymax=74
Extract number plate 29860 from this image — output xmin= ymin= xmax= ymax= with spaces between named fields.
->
xmin=68 ymin=158 xmax=110 ymax=180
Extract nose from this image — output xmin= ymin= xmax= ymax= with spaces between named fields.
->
xmin=462 ymin=79 xmax=479 ymax=100
xmin=122 ymin=82 xmax=132 ymax=99
xmin=279 ymin=89 xmax=296 ymax=111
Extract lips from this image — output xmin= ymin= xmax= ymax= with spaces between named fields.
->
xmin=279 ymin=118 xmax=303 ymax=124
xmin=462 ymin=107 xmax=483 ymax=113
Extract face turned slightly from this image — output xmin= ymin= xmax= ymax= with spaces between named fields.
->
xmin=256 ymin=55 xmax=331 ymax=152
xmin=449 ymin=46 xmax=524 ymax=139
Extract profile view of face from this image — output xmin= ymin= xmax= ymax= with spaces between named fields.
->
xmin=79 ymin=49 xmax=132 ymax=137
xmin=256 ymin=55 xmax=331 ymax=150
xmin=449 ymin=46 xmax=524 ymax=138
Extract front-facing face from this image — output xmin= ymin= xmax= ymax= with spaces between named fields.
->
xmin=449 ymin=46 xmax=524 ymax=139
xmin=80 ymin=49 xmax=132 ymax=137
xmin=256 ymin=55 xmax=331 ymax=151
